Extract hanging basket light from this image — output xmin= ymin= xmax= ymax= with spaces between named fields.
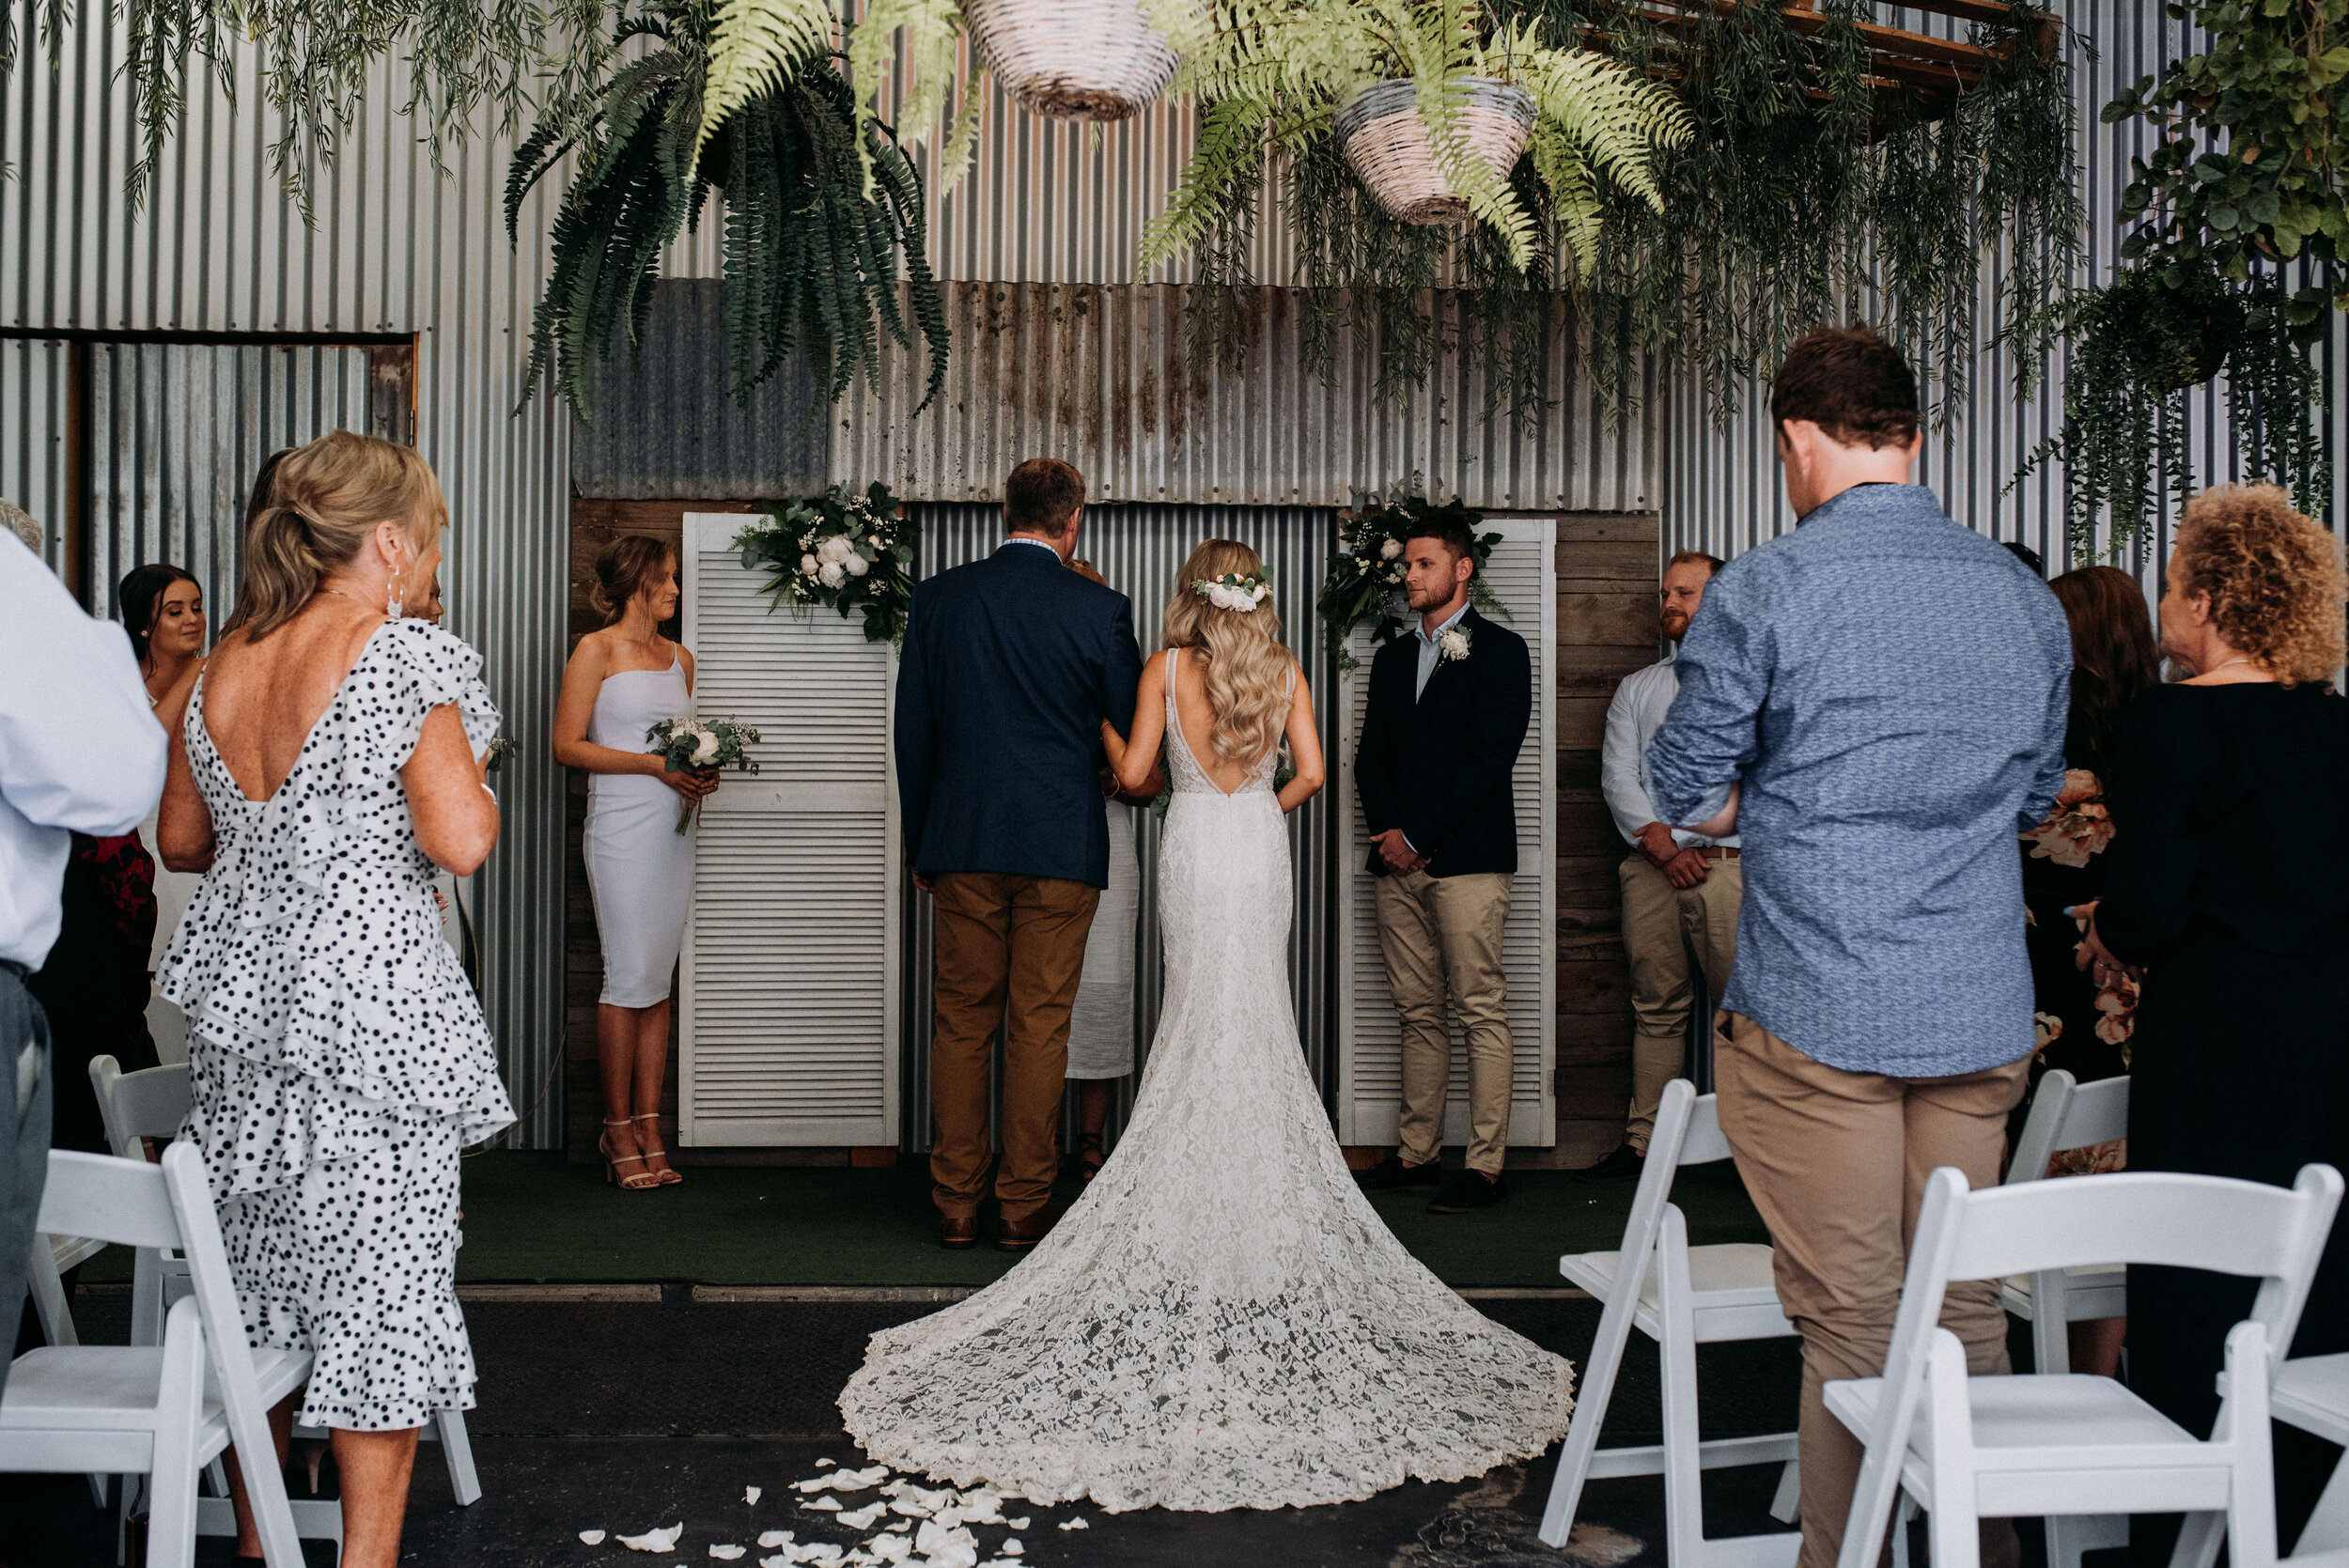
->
xmin=962 ymin=0 xmax=1182 ymax=121
xmin=1335 ymin=78 xmax=1535 ymax=225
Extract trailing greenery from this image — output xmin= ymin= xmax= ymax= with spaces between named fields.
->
xmin=1159 ymin=0 xmax=2080 ymax=428
xmin=2018 ymin=0 xmax=2346 ymax=553
xmin=1317 ymin=483 xmax=1506 ymax=667
xmin=506 ymin=0 xmax=949 ymax=424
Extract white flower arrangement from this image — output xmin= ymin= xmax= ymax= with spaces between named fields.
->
xmin=645 ymin=714 xmax=762 ymax=833
xmin=734 ymin=482 xmax=919 ymax=646
xmin=1193 ymin=566 xmax=1272 ymax=613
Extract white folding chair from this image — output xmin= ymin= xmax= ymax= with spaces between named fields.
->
xmin=2228 ymin=1352 xmax=2349 ymax=1558
xmin=89 ymin=1053 xmax=485 ymax=1512
xmin=1828 ymin=1162 xmax=2343 ymax=1568
xmin=3 ymin=1145 xmax=309 ymax=1567
xmin=1538 ymin=1079 xmax=1801 ymax=1567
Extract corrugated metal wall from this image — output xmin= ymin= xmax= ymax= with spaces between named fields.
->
xmin=1665 ymin=0 xmax=2349 ymax=583
xmin=0 ymin=10 xmax=571 ymax=1146
xmin=897 ymin=503 xmax=1339 ymax=1150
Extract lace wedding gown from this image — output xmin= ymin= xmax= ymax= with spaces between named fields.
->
xmin=839 ymin=652 xmax=1573 ymax=1512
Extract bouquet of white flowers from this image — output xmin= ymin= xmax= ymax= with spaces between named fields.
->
xmin=645 ymin=715 xmax=761 ymax=833
xmin=733 ymin=481 xmax=920 ymax=646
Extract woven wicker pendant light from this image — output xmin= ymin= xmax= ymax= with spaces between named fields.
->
xmin=1335 ymin=78 xmax=1535 ymax=225
xmin=962 ymin=0 xmax=1184 ymax=120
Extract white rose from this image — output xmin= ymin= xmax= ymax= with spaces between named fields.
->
xmin=817 ymin=536 xmax=849 ymax=564
xmin=1251 ymin=582 xmax=1269 ymax=603
xmin=818 ymin=561 xmax=847 ymax=589
xmin=842 ymin=552 xmax=869 ymax=577
xmin=691 ymin=732 xmax=721 ymax=765
xmin=1379 ymin=537 xmax=1403 ymax=560
xmin=1207 ymin=584 xmax=1237 ymax=611
xmin=799 ymin=553 xmax=819 ymax=576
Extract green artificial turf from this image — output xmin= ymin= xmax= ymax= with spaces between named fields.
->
xmin=439 ymin=1152 xmax=1768 ymax=1289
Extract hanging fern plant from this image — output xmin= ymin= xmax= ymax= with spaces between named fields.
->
xmin=2016 ymin=0 xmax=2346 ymax=555
xmin=509 ymin=0 xmax=953 ymax=423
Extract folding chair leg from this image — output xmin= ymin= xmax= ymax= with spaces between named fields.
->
xmin=1657 ymin=1239 xmax=1709 ymax=1567
xmin=1891 ymin=1495 xmax=1916 ymax=1568
xmin=149 ymin=1314 xmax=207 ymax=1568
xmin=1928 ymin=1491 xmax=1982 ymax=1568
xmin=435 ymin=1407 xmax=482 ymax=1506
xmin=1769 ymin=1457 xmax=1800 ymax=1525
xmin=2296 ymin=1453 xmax=2349 ymax=1556
xmin=1538 ymin=1248 xmax=1646 ymax=1545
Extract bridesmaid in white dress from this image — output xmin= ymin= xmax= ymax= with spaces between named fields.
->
xmin=552 ymin=536 xmax=719 ymax=1189
xmin=1062 ymin=560 xmax=1163 ymax=1180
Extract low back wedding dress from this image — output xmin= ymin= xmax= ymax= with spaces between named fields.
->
xmin=839 ymin=650 xmax=1573 ymax=1512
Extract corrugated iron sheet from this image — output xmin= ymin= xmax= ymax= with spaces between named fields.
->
xmin=1 ymin=14 xmax=571 ymax=1147
xmin=1664 ymin=0 xmax=2348 ymax=590
xmin=897 ymin=502 xmax=1340 ymax=1152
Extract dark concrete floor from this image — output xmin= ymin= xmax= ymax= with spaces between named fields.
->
xmin=1 ymin=1291 xmax=1806 ymax=1568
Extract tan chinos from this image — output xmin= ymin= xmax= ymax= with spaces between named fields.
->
xmin=1714 ymin=1012 xmax=2030 ymax=1568
xmin=1619 ymin=851 xmax=1741 ymax=1151
xmin=1375 ymin=868 xmax=1514 ymax=1175
xmin=928 ymin=872 xmax=1100 ymax=1223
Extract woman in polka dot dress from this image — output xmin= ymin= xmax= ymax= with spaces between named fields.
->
xmin=157 ymin=430 xmax=514 ymax=1568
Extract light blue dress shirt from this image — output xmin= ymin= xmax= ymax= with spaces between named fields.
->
xmin=1646 ymin=483 xmax=2071 ymax=1079
xmin=1601 ymin=654 xmax=1737 ymax=851
xmin=1413 ymin=600 xmax=1470 ymax=699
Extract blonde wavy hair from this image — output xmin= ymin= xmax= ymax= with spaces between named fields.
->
xmin=226 ymin=430 xmax=447 ymax=642
xmin=2172 ymin=485 xmax=2346 ymax=685
xmin=1162 ymin=539 xmax=1290 ymax=768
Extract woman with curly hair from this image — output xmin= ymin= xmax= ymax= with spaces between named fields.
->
xmin=2077 ymin=485 xmax=2348 ymax=1560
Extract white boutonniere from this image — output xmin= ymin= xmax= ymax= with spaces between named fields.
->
xmin=1438 ymin=626 xmax=1472 ymax=663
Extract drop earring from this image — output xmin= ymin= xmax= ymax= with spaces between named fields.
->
xmin=386 ymin=544 xmax=405 ymax=619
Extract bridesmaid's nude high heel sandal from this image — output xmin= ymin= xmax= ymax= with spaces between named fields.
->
xmin=600 ymin=1120 xmax=661 ymax=1191
xmin=634 ymin=1112 xmax=685 ymax=1185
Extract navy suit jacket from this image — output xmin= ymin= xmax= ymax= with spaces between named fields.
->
xmin=894 ymin=542 xmax=1144 ymax=887
xmin=1353 ymin=604 xmax=1532 ymax=878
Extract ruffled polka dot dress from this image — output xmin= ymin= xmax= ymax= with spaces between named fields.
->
xmin=160 ymin=620 xmax=516 ymax=1432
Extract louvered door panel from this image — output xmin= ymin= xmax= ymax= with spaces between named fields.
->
xmin=678 ymin=513 xmax=900 ymax=1145
xmin=1336 ymin=518 xmax=1557 ymax=1147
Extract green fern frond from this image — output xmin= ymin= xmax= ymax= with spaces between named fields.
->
xmin=846 ymin=0 xmax=964 ymax=192
xmin=696 ymin=0 xmax=837 ymax=166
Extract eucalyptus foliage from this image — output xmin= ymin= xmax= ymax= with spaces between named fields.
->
xmin=507 ymin=0 xmax=948 ymax=424
xmin=2020 ymin=0 xmax=2345 ymax=552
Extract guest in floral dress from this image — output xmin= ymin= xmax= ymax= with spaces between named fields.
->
xmin=157 ymin=430 xmax=511 ymax=1568
xmin=2015 ymin=566 xmax=2157 ymax=1376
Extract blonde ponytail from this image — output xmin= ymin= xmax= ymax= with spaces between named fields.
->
xmin=225 ymin=429 xmax=447 ymax=642
xmin=1162 ymin=539 xmax=1291 ymax=769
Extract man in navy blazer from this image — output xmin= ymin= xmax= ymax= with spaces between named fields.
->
xmin=894 ymin=458 xmax=1143 ymax=1251
xmin=1350 ymin=515 xmax=1532 ymax=1216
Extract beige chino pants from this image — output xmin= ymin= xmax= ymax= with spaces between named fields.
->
xmin=1619 ymin=852 xmax=1741 ymax=1152
xmin=1715 ymin=1013 xmax=2030 ymax=1568
xmin=1374 ymin=868 xmax=1515 ymax=1175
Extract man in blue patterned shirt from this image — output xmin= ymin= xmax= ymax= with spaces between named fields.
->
xmin=1647 ymin=328 xmax=2071 ymax=1568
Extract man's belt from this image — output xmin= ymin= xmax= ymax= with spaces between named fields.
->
xmin=1695 ymin=846 xmax=1740 ymax=862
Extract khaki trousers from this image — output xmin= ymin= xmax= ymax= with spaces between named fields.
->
xmin=1620 ymin=853 xmax=1742 ymax=1151
xmin=1715 ymin=1014 xmax=2030 ymax=1568
xmin=928 ymin=872 xmax=1099 ymax=1222
xmin=1374 ymin=869 xmax=1514 ymax=1175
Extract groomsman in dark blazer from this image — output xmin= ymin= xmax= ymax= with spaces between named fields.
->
xmin=1351 ymin=515 xmax=1533 ymax=1214
xmin=894 ymin=458 xmax=1144 ymax=1251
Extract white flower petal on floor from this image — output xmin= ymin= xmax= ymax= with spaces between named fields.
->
xmin=620 ymin=1523 xmax=686 ymax=1552
xmin=886 ymin=1521 xmax=911 ymax=1533
xmin=710 ymin=1548 xmax=746 ymax=1561
xmin=793 ymin=1478 xmax=834 ymax=1493
xmin=757 ymin=1531 xmax=795 ymax=1547
xmin=745 ymin=1487 xmax=763 ymax=1506
xmin=868 ymin=1535 xmax=913 ymax=1563
xmin=833 ymin=1465 xmax=892 ymax=1491
xmin=997 ymin=1539 xmax=1023 ymax=1556
xmin=1005 ymin=1518 xmax=1030 ymax=1531
xmin=801 ymin=1496 xmax=843 ymax=1512
xmin=1057 ymin=1518 xmax=1089 ymax=1530
xmin=887 ymin=1498 xmax=932 ymax=1518
xmin=581 ymin=1530 xmax=609 ymax=1545
xmin=838 ymin=1503 xmax=887 ymax=1529
xmin=816 ymin=1459 xmax=836 ymax=1468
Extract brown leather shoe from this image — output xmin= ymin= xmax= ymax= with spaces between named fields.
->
xmin=939 ymin=1215 xmax=979 ymax=1250
xmin=995 ymin=1208 xmax=1059 ymax=1252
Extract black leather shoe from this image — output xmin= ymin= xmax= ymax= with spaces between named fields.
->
xmin=1576 ymin=1144 xmax=1646 ymax=1183
xmin=939 ymin=1215 xmax=979 ymax=1250
xmin=997 ymin=1208 xmax=1060 ymax=1252
xmin=1355 ymin=1154 xmax=1445 ymax=1192
xmin=1427 ymin=1170 xmax=1507 ymax=1214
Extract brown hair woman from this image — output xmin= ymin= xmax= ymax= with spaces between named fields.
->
xmin=154 ymin=429 xmax=509 ymax=1568
xmin=551 ymin=534 xmax=714 ymax=1189
xmin=2077 ymin=486 xmax=2349 ymax=1558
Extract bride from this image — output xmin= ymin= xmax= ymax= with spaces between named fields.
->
xmin=839 ymin=540 xmax=1572 ymax=1512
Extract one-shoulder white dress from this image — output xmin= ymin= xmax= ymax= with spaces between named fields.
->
xmin=583 ymin=657 xmax=694 ymax=1006
xmin=839 ymin=649 xmax=1573 ymax=1511
xmin=161 ymin=621 xmax=514 ymax=1431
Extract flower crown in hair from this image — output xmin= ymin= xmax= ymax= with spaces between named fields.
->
xmin=1194 ymin=567 xmax=1272 ymax=613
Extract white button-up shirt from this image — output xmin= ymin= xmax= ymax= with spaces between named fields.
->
xmin=1411 ymin=600 xmax=1470 ymax=700
xmin=1601 ymin=652 xmax=1738 ymax=852
xmin=0 ymin=536 xmax=168 ymax=968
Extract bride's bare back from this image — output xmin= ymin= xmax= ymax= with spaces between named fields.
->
xmin=1112 ymin=645 xmax=1328 ymax=812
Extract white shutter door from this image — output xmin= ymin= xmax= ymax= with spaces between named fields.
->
xmin=678 ymin=513 xmax=900 ymax=1146
xmin=1336 ymin=518 xmax=1557 ymax=1147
